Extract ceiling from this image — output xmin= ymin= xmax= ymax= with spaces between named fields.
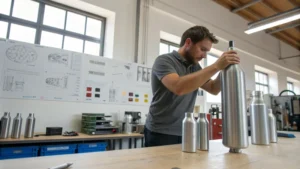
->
xmin=212 ymin=0 xmax=300 ymax=51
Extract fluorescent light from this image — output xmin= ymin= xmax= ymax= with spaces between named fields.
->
xmin=245 ymin=8 xmax=300 ymax=34
xmin=245 ymin=14 xmax=300 ymax=34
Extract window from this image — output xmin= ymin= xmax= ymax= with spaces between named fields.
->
xmin=0 ymin=0 xmax=105 ymax=56
xmin=206 ymin=54 xmax=221 ymax=103
xmin=287 ymin=82 xmax=294 ymax=95
xmin=255 ymin=71 xmax=269 ymax=94
xmin=159 ymin=39 xmax=179 ymax=55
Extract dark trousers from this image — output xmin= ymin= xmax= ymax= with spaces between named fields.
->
xmin=144 ymin=127 xmax=182 ymax=147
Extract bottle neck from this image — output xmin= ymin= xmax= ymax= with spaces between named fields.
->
xmin=185 ymin=112 xmax=194 ymax=118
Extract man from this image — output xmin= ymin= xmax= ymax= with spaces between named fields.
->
xmin=144 ymin=26 xmax=240 ymax=147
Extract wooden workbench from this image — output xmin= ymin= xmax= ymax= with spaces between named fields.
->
xmin=0 ymin=132 xmax=299 ymax=169
xmin=0 ymin=133 xmax=144 ymax=149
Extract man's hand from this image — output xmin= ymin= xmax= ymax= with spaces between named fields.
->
xmin=213 ymin=51 xmax=240 ymax=71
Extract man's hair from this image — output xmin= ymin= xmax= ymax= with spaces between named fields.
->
xmin=179 ymin=26 xmax=218 ymax=47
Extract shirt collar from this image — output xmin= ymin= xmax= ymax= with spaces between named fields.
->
xmin=172 ymin=50 xmax=193 ymax=67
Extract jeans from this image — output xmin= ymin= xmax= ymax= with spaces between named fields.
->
xmin=144 ymin=127 xmax=182 ymax=147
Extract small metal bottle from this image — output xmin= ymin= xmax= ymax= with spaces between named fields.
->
xmin=250 ymin=91 xmax=270 ymax=145
xmin=182 ymin=112 xmax=196 ymax=153
xmin=268 ymin=109 xmax=278 ymax=143
xmin=11 ymin=113 xmax=22 ymax=139
xmin=0 ymin=112 xmax=11 ymax=139
xmin=24 ymin=113 xmax=35 ymax=138
xmin=196 ymin=113 xmax=209 ymax=151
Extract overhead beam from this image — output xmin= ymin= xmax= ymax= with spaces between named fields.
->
xmin=266 ymin=22 xmax=300 ymax=34
xmin=231 ymin=0 xmax=262 ymax=13
xmin=227 ymin=0 xmax=261 ymax=19
xmin=279 ymin=55 xmax=300 ymax=60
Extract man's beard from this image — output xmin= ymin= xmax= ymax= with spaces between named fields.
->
xmin=185 ymin=50 xmax=197 ymax=65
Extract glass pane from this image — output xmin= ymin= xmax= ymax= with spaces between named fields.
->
xmin=256 ymin=84 xmax=259 ymax=91
xmin=259 ymin=73 xmax=263 ymax=83
xmin=12 ymin=0 xmax=39 ymax=22
xmin=63 ymin=36 xmax=83 ymax=53
xmin=86 ymin=17 xmax=101 ymax=39
xmin=159 ymin=43 xmax=168 ymax=55
xmin=207 ymin=55 xmax=218 ymax=66
xmin=40 ymin=31 xmax=63 ymax=49
xmin=66 ymin=11 xmax=85 ymax=34
xmin=255 ymin=72 xmax=258 ymax=82
xmin=9 ymin=24 xmax=36 ymax=43
xmin=263 ymin=75 xmax=268 ymax=84
xmin=84 ymin=41 xmax=100 ymax=56
xmin=43 ymin=5 xmax=66 ymax=29
xmin=0 ymin=0 xmax=12 ymax=15
xmin=264 ymin=86 xmax=268 ymax=94
xmin=0 ymin=21 xmax=8 ymax=38
xmin=169 ymin=45 xmax=179 ymax=52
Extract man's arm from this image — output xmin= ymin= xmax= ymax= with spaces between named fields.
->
xmin=201 ymin=73 xmax=221 ymax=95
xmin=160 ymin=51 xmax=239 ymax=96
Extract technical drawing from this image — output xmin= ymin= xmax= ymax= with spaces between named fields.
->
xmin=109 ymin=82 xmax=116 ymax=102
xmin=14 ymin=80 xmax=25 ymax=91
xmin=147 ymin=68 xmax=152 ymax=83
xmin=142 ymin=67 xmax=148 ymax=82
xmin=48 ymin=53 xmax=68 ymax=66
xmin=45 ymin=76 xmax=68 ymax=89
xmin=137 ymin=66 xmax=143 ymax=81
xmin=6 ymin=45 xmax=37 ymax=64
xmin=3 ymin=76 xmax=14 ymax=91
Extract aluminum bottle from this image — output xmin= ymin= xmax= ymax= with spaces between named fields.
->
xmin=24 ymin=113 xmax=35 ymax=138
xmin=250 ymin=91 xmax=270 ymax=145
xmin=196 ymin=113 xmax=209 ymax=151
xmin=11 ymin=113 xmax=22 ymax=139
xmin=268 ymin=109 xmax=277 ymax=143
xmin=221 ymin=40 xmax=249 ymax=153
xmin=182 ymin=112 xmax=196 ymax=153
xmin=0 ymin=112 xmax=11 ymax=139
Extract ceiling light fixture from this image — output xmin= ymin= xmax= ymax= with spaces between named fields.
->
xmin=245 ymin=7 xmax=300 ymax=34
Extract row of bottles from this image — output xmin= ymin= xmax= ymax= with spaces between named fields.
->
xmin=182 ymin=112 xmax=209 ymax=153
xmin=0 ymin=112 xmax=35 ymax=139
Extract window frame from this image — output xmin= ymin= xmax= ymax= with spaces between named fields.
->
xmin=205 ymin=53 xmax=221 ymax=103
xmin=0 ymin=0 xmax=106 ymax=56
xmin=160 ymin=39 xmax=180 ymax=53
xmin=287 ymin=81 xmax=294 ymax=91
xmin=255 ymin=71 xmax=269 ymax=93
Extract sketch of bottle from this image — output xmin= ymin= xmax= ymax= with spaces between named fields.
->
xmin=109 ymin=82 xmax=116 ymax=102
xmin=48 ymin=53 xmax=68 ymax=66
xmin=142 ymin=68 xmax=147 ymax=82
xmin=137 ymin=67 xmax=142 ymax=82
xmin=45 ymin=76 xmax=68 ymax=89
xmin=147 ymin=68 xmax=152 ymax=83
xmin=3 ymin=76 xmax=14 ymax=91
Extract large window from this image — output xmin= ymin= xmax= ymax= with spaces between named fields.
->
xmin=0 ymin=0 xmax=105 ymax=56
xmin=159 ymin=39 xmax=179 ymax=55
xmin=255 ymin=71 xmax=269 ymax=94
xmin=206 ymin=54 xmax=221 ymax=103
xmin=287 ymin=82 xmax=294 ymax=95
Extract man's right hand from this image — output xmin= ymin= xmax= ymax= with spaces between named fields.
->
xmin=213 ymin=51 xmax=240 ymax=70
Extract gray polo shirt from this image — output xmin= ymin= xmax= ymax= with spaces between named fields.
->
xmin=145 ymin=50 xmax=202 ymax=136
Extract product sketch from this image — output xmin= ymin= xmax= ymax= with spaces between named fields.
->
xmin=45 ymin=76 xmax=68 ymax=89
xmin=3 ymin=76 xmax=25 ymax=92
xmin=6 ymin=45 xmax=37 ymax=64
xmin=3 ymin=76 xmax=14 ymax=91
xmin=109 ymin=82 xmax=116 ymax=102
xmin=142 ymin=67 xmax=148 ymax=82
xmin=147 ymin=68 xmax=152 ymax=83
xmin=137 ymin=66 xmax=143 ymax=81
xmin=48 ymin=53 xmax=68 ymax=66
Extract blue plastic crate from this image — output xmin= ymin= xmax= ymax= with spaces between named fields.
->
xmin=40 ymin=144 xmax=76 ymax=156
xmin=0 ymin=146 xmax=38 ymax=160
xmin=77 ymin=142 xmax=107 ymax=153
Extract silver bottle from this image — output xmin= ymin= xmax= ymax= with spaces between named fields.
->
xmin=0 ymin=112 xmax=11 ymax=139
xmin=182 ymin=112 xmax=196 ymax=153
xmin=268 ymin=109 xmax=277 ymax=143
xmin=250 ymin=91 xmax=270 ymax=145
xmin=11 ymin=113 xmax=22 ymax=139
xmin=24 ymin=113 xmax=35 ymax=138
xmin=196 ymin=113 xmax=209 ymax=151
xmin=221 ymin=40 xmax=249 ymax=153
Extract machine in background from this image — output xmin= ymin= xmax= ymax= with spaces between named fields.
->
xmin=264 ymin=90 xmax=300 ymax=132
xmin=122 ymin=111 xmax=144 ymax=134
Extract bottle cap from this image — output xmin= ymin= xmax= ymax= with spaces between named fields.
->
xmin=229 ymin=40 xmax=234 ymax=48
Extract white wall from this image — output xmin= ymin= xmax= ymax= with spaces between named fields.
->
xmin=1 ymin=0 xmax=300 ymax=142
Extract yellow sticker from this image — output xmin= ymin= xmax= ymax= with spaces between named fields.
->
xmin=135 ymin=98 xmax=139 ymax=102
xmin=122 ymin=91 xmax=126 ymax=96
xmin=144 ymin=94 xmax=148 ymax=98
xmin=144 ymin=99 xmax=148 ymax=103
